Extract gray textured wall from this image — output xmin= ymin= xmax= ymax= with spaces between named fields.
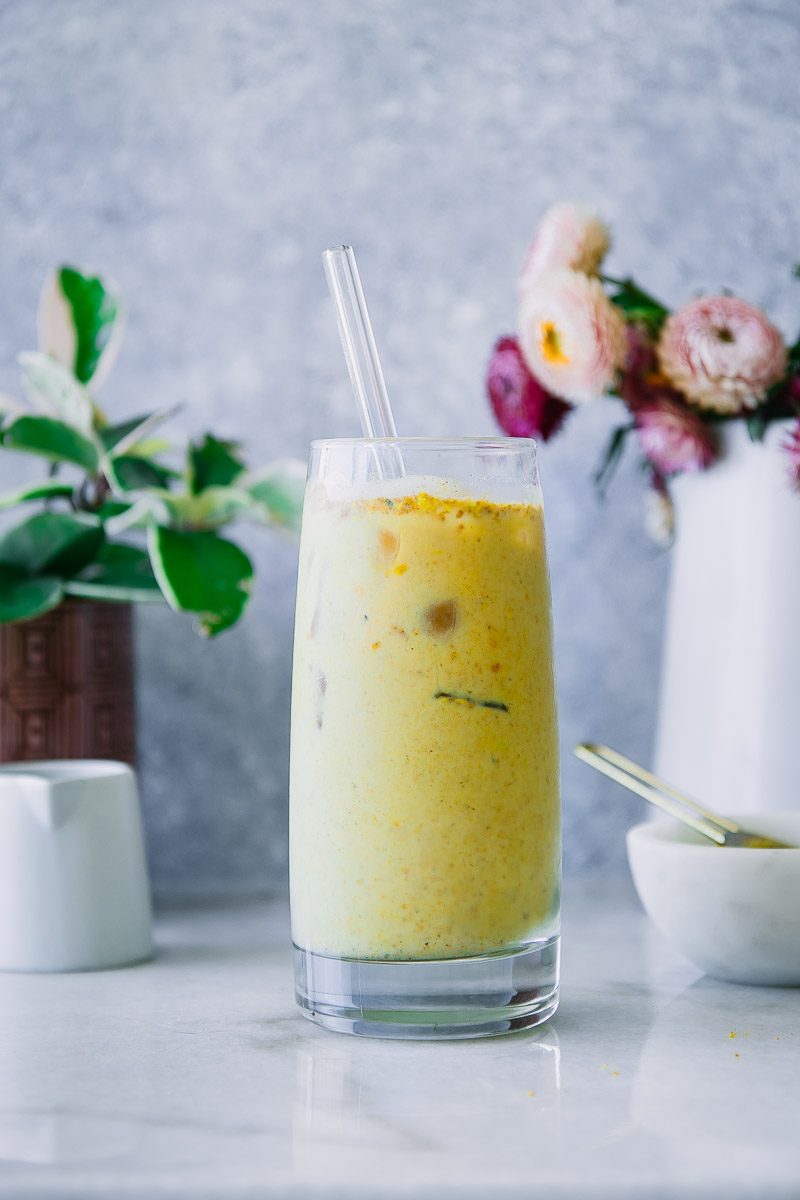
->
xmin=2 ymin=0 xmax=799 ymax=894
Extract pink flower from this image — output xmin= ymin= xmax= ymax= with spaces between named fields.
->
xmin=658 ymin=296 xmax=787 ymax=414
xmin=518 ymin=203 xmax=610 ymax=293
xmin=486 ymin=336 xmax=572 ymax=441
xmin=621 ymin=324 xmax=718 ymax=478
xmin=625 ymin=323 xmax=658 ymax=379
xmin=517 ymin=270 xmax=627 ymax=404
xmin=618 ymin=325 xmax=661 ymax=414
xmin=783 ymin=419 xmax=800 ymax=492
xmin=635 ymin=396 xmax=717 ymax=475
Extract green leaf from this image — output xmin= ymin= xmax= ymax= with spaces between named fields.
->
xmin=166 ymin=487 xmax=259 ymax=530
xmin=96 ymin=499 xmax=135 ymax=521
xmin=105 ymin=455 xmax=178 ymax=493
xmin=746 ymin=411 xmax=769 ymax=443
xmin=64 ymin=578 xmax=165 ymax=603
xmin=2 ymin=414 xmax=101 ymax=473
xmin=98 ymin=405 xmax=177 ymax=457
xmin=99 ymin=413 xmax=156 ymax=452
xmin=147 ymin=525 xmax=253 ymax=636
xmin=103 ymin=492 xmax=175 ymax=534
xmin=64 ymin=541 xmax=164 ymax=603
xmin=56 ymin=266 xmax=122 ymax=385
xmin=100 ymin=464 xmax=306 ymax=535
xmin=18 ymin=351 xmax=95 ymax=432
xmin=594 ymin=424 xmax=633 ymax=498
xmin=607 ymin=277 xmax=671 ymax=337
xmin=0 ymin=565 xmax=63 ymax=622
xmin=0 ymin=512 xmax=104 ymax=576
xmin=605 ymin=276 xmax=670 ymax=313
xmin=188 ymin=434 xmax=246 ymax=493
xmin=124 ymin=438 xmax=171 ymax=460
xmin=103 ymin=488 xmax=249 ymax=534
xmin=94 ymin=542 xmax=151 ymax=568
xmin=244 ymin=459 xmax=306 ymax=533
xmin=786 ymin=334 xmax=800 ymax=377
xmin=0 ymin=479 xmax=75 ymax=509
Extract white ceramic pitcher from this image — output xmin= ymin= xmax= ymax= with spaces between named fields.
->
xmin=0 ymin=760 xmax=152 ymax=972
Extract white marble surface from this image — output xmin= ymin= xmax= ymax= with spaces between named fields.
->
xmin=0 ymin=878 xmax=797 ymax=1200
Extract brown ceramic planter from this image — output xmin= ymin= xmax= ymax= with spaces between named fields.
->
xmin=0 ymin=599 xmax=136 ymax=765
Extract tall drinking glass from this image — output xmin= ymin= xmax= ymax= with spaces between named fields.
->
xmin=290 ymin=438 xmax=560 ymax=1039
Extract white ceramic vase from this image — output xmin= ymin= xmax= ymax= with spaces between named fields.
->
xmin=654 ymin=419 xmax=800 ymax=814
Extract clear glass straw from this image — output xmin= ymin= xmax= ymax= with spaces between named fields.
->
xmin=322 ymin=245 xmax=398 ymax=440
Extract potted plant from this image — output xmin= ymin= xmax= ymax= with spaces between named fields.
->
xmin=0 ymin=266 xmax=305 ymax=764
xmin=486 ymin=203 xmax=800 ymax=815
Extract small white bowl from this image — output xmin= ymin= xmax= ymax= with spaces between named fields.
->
xmin=626 ymin=814 xmax=800 ymax=986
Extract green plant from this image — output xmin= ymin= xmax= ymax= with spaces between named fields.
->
xmin=0 ymin=266 xmax=305 ymax=635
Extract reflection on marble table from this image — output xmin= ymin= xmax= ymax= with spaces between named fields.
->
xmin=0 ymin=880 xmax=795 ymax=1199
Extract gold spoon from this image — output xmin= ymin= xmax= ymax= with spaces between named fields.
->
xmin=574 ymin=743 xmax=795 ymax=849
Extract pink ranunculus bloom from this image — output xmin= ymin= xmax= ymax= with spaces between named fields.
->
xmin=486 ymin=336 xmax=572 ymax=441
xmin=517 ymin=270 xmax=627 ymax=405
xmin=657 ymin=295 xmax=787 ymax=414
xmin=518 ymin=203 xmax=610 ymax=294
xmin=635 ymin=396 xmax=717 ymax=475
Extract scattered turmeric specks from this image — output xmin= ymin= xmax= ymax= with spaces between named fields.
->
xmin=293 ymin=486 xmax=556 ymax=963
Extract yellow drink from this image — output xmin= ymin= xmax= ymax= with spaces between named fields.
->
xmin=290 ymin=472 xmax=560 ymax=962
